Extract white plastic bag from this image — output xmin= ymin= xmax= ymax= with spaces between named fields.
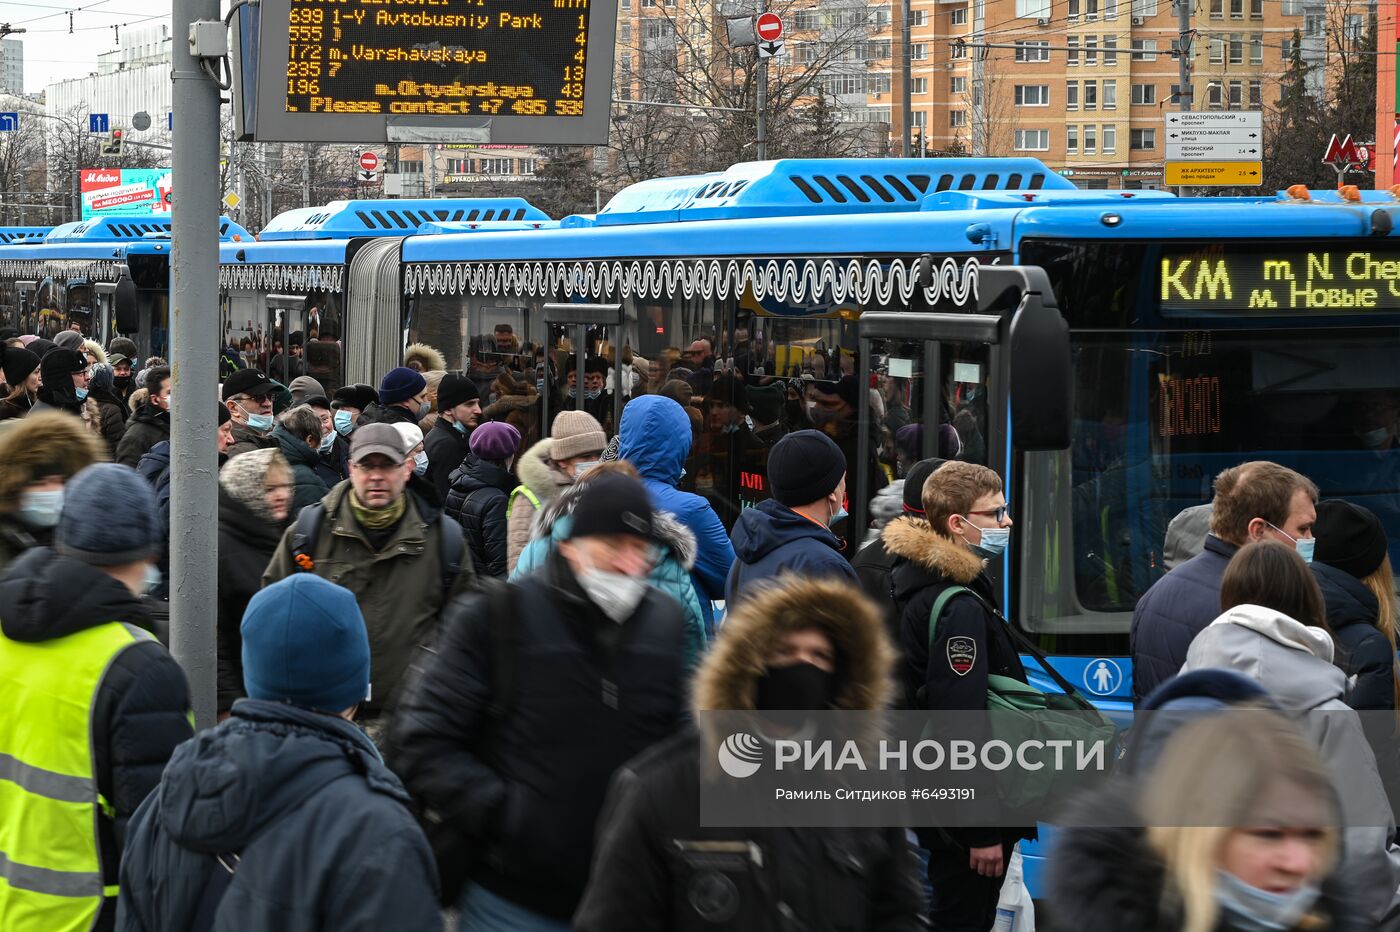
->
xmin=993 ymin=844 xmax=1036 ymax=932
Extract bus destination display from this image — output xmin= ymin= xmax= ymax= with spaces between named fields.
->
xmin=1160 ymin=246 xmax=1400 ymax=315
xmin=286 ymin=0 xmax=590 ymax=118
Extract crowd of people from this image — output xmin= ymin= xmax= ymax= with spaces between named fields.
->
xmin=2 ymin=324 xmax=1399 ymax=932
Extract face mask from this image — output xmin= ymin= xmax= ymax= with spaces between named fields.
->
xmin=1267 ymin=522 xmax=1315 ymax=565
xmin=577 ymin=567 xmax=649 ymax=623
xmin=74 ymin=387 xmax=88 ymax=401
xmin=141 ymin=563 xmax=163 ymax=595
xmin=536 ymin=378 xmax=547 ymax=395
xmin=828 ymin=495 xmax=848 ymax=528
xmin=413 ymin=450 xmax=429 ymax=476
xmin=573 ymin=461 xmax=599 ymax=478
xmin=334 ymin=409 xmax=356 ymax=436
xmin=246 ymin=412 xmax=273 ymax=432
xmin=584 ymin=388 xmax=603 ymax=401
xmin=565 ymin=386 xmax=577 ymax=399
xmin=18 ymin=489 xmax=63 ymax=528
xmin=961 ymin=520 xmax=1010 ymax=558
xmin=755 ymin=662 xmax=838 ymax=711
xmin=162 ymin=393 xmax=172 ymax=410
xmin=113 ymin=376 xmax=130 ymax=389
xmin=1359 ymin=426 xmax=1392 ymax=449
xmin=318 ymin=430 xmax=335 ymax=454
xmin=1215 ymin=870 xmax=1321 ymax=932
xmin=453 ymin=419 xmax=469 ymax=435
xmin=417 ymin=400 xmax=432 ymax=420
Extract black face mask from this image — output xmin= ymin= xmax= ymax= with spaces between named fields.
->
xmin=754 ymin=662 xmax=837 ymax=711
xmin=113 ymin=376 xmax=131 ymax=389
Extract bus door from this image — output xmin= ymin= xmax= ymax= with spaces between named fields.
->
xmin=266 ymin=295 xmax=308 ymax=386
xmin=16 ymin=280 xmax=35 ymax=335
xmin=541 ymin=303 xmax=625 ymax=440
xmin=853 ymin=312 xmax=1005 ymax=564
xmin=92 ymin=282 xmax=116 ymax=348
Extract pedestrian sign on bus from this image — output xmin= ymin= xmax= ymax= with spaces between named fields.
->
xmin=1083 ymin=658 xmax=1123 ymax=696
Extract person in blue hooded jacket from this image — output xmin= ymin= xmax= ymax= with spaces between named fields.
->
xmin=727 ymin=429 xmax=858 ymax=604
xmin=616 ymin=394 xmax=734 ymax=632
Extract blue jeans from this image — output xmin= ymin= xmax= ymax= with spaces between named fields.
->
xmin=456 ymin=884 xmax=572 ymax=932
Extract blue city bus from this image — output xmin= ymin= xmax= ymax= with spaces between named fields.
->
xmin=373 ymin=157 xmax=1400 ymax=891
xmin=217 ymin=198 xmax=551 ymax=392
xmin=0 ymin=216 xmax=250 ymax=360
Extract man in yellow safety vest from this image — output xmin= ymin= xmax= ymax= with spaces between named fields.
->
xmin=0 ymin=462 xmax=192 ymax=931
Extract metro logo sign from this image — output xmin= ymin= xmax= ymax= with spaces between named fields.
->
xmin=1322 ymin=134 xmax=1375 ymax=172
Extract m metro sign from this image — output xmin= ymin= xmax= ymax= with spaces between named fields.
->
xmin=232 ymin=0 xmax=618 ymax=144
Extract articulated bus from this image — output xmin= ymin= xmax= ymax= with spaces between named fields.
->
xmin=0 ymin=216 xmax=251 ymax=361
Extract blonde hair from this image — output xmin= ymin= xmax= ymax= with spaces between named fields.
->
xmin=1361 ymin=555 xmax=1400 ymax=728
xmin=1143 ymin=713 xmax=1340 ymax=932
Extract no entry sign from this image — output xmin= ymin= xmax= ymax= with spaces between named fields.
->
xmin=359 ymin=151 xmax=380 ymax=173
xmin=755 ymin=12 xmax=783 ymax=42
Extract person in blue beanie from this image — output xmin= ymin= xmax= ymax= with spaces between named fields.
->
xmin=117 ymin=574 xmax=441 ymax=932
xmin=357 ymin=365 xmax=432 ymax=429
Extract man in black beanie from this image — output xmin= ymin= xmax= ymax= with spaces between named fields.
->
xmin=725 ymin=428 xmax=859 ymax=604
xmin=423 ymin=372 xmax=481 ymax=501
xmin=28 ymin=347 xmax=90 ymax=417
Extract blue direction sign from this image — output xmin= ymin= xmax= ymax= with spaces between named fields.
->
xmin=0 ymin=112 xmax=18 ymax=132
xmin=88 ymin=113 xmax=109 ymax=134
xmin=167 ymin=111 xmax=173 ymax=131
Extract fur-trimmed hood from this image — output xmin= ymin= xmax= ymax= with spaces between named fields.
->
xmin=0 ymin=410 xmax=105 ymax=515
xmin=516 ymin=437 xmax=571 ymax=503
xmin=530 ymin=479 xmax=697 ymax=570
xmin=881 ymin=515 xmax=984 ymax=585
xmin=403 ymin=342 xmax=446 ymax=373
xmin=82 ymin=340 xmax=108 ymax=365
xmin=694 ymin=577 xmax=894 ymax=717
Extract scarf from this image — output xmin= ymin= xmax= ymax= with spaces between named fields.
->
xmin=349 ymin=490 xmax=406 ymax=530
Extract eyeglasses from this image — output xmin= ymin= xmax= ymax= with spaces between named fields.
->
xmin=967 ymin=503 xmax=1012 ymax=523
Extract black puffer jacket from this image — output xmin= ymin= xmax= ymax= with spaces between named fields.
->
xmin=117 ymin=700 xmax=440 ymax=932
xmin=1048 ymin=783 xmax=1366 ymax=932
xmin=390 ymin=550 xmax=688 ymax=921
xmin=356 ymin=401 xmax=418 ymax=428
xmin=216 ymin=488 xmax=287 ymax=712
xmin=443 ymin=455 xmax=514 ymax=578
xmin=0 ymin=547 xmax=192 ymax=930
xmin=115 ymin=403 xmax=170 ymax=467
xmin=424 ymin=416 xmax=470 ymax=502
xmin=270 ymin=424 xmax=329 ymax=514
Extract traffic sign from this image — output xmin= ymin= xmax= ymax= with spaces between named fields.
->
xmin=0 ymin=112 xmax=17 ymax=132
xmin=1164 ymin=161 xmax=1262 ymax=186
xmin=758 ymin=39 xmax=783 ymax=58
xmin=358 ymin=169 xmax=381 ymax=183
xmin=132 ymin=111 xmax=152 ymax=132
xmin=755 ymin=12 xmax=783 ymax=42
xmin=88 ymin=113 xmax=109 ymax=134
xmin=1166 ymin=143 xmax=1261 ymax=160
xmin=1164 ymin=111 xmax=1263 ymax=128
xmin=222 ymin=192 xmax=241 ymax=210
xmin=359 ymin=151 xmax=380 ymax=173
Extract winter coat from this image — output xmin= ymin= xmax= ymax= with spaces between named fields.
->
xmin=390 ymin=550 xmax=689 ymax=921
xmin=1182 ymin=604 xmax=1400 ymax=927
xmin=883 ymin=515 xmax=1035 ymax=850
xmin=216 ymin=488 xmax=286 ymax=712
xmin=404 ymin=342 xmax=446 ymax=374
xmin=1131 ymin=533 xmax=1238 ymax=704
xmin=270 ymin=424 xmax=330 ymax=515
xmin=505 ymin=438 xmax=573 ymax=574
xmin=262 ymin=478 xmax=475 ymax=715
xmin=0 ymin=410 xmax=105 ymax=573
xmin=91 ymin=388 xmax=127 ymax=458
xmin=617 ymin=394 xmax=735 ymax=627
xmin=115 ymin=403 xmax=170 ymax=467
xmin=851 ymin=532 xmax=902 ymax=642
xmin=424 ymin=415 xmax=471 ymax=503
xmin=1047 ymin=783 xmax=1366 ymax=932
xmin=225 ymin=420 xmax=276 ymax=460
xmin=0 ymin=547 xmax=193 ymax=929
xmin=574 ymin=577 xmax=922 ymax=932
xmin=115 ymin=700 xmax=440 ymax=932
xmin=356 ymin=401 xmax=419 ymax=429
xmin=443 ymin=455 xmax=514 ymax=578
xmin=726 ymin=497 xmax=858 ymax=604
xmin=0 ymin=391 xmax=32 ymax=420
xmin=512 ymin=482 xmax=708 ymax=667
xmin=134 ymin=442 xmax=174 ymax=598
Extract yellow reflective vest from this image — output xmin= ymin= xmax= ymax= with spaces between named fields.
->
xmin=0 ymin=620 xmax=152 ymax=931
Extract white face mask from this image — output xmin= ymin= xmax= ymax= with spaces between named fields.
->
xmin=1215 ymin=870 xmax=1321 ymax=932
xmin=142 ymin=563 xmax=163 ymax=594
xmin=577 ymin=567 xmax=649 ymax=623
xmin=413 ymin=450 xmax=429 ymax=476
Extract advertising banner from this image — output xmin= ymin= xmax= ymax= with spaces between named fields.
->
xmin=79 ymin=168 xmax=173 ymax=219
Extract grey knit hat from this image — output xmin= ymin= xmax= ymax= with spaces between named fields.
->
xmin=55 ymin=464 xmax=158 ymax=566
xmin=219 ymin=448 xmax=291 ymax=522
xmin=549 ymin=410 xmax=606 ymax=462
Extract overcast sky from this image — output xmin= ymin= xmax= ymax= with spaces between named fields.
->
xmin=0 ymin=1 xmax=171 ymax=93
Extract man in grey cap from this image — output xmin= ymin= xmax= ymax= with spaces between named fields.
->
xmin=263 ymin=422 xmax=472 ymax=729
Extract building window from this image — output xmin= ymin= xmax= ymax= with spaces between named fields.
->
xmin=913 ymin=77 xmax=929 ymax=94
xmin=1066 ymin=80 xmax=1079 ymax=109
xmin=1344 ymin=13 xmax=1364 ymax=41
xmin=1281 ymin=0 xmax=1302 ymax=14
xmin=1304 ymin=13 xmax=1322 ymax=36
xmin=912 ymin=111 xmax=927 ymax=128
xmin=1281 ymin=36 xmax=1298 ymax=58
xmin=950 ymin=7 xmax=967 ymax=25
xmin=950 ymin=75 xmax=967 ymax=94
xmin=400 ymin=160 xmax=424 ymax=174
xmin=1250 ymin=0 xmax=1262 ymax=15
xmin=1230 ymin=0 xmax=1242 ymax=17
xmin=1132 ymin=82 xmax=1156 ymax=104
xmin=1104 ymin=35 xmax=1118 ymax=64
xmin=1102 ymin=123 xmax=1116 ymax=152
xmin=1104 ymin=0 xmax=1118 ymax=17
xmin=911 ymin=42 xmax=928 ymax=60
xmin=1085 ymin=36 xmax=1098 ymax=64
xmin=870 ymin=6 xmax=892 ymax=28
xmin=910 ymin=9 xmax=927 ymax=25
xmin=1209 ymin=36 xmax=1224 ymax=63
xmin=518 ymin=159 xmax=536 ymax=175
xmin=1131 ymin=39 xmax=1157 ymax=60
xmin=645 ymin=20 xmax=671 ymax=38
xmin=1103 ymin=79 xmax=1117 ymax=108
xmin=1067 ymin=36 xmax=1080 ymax=65
xmin=1249 ymin=33 xmax=1262 ymax=63
xmin=445 ymin=158 xmax=468 ymax=173
xmin=1067 ymin=124 xmax=1079 ymax=152
xmin=950 ymin=109 xmax=967 ymax=127
xmin=794 ymin=10 xmax=819 ymax=29
xmin=1014 ymin=129 xmax=1050 ymax=150
xmin=1207 ymin=82 xmax=1223 ymax=107
xmin=1016 ymin=0 xmax=1050 ymax=17
xmin=1249 ymin=79 xmax=1261 ymax=106
xmin=1228 ymin=80 xmax=1242 ymax=108
xmin=1209 ymin=0 xmax=1222 ymax=18
xmin=1014 ymin=41 xmax=1050 ymax=61
xmin=1015 ymin=84 xmax=1050 ymax=106
xmin=1131 ymin=0 xmax=1157 ymax=16
xmin=1229 ymin=33 xmax=1243 ymax=63
xmin=620 ymin=22 xmax=631 ymax=44
xmin=1084 ymin=124 xmax=1097 ymax=153
xmin=1130 ymin=127 xmax=1156 ymax=149
xmin=1068 ymin=0 xmax=1080 ymax=20
xmin=1084 ymin=80 xmax=1098 ymax=109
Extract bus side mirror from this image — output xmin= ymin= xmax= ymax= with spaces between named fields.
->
xmin=1008 ymin=291 xmax=1072 ymax=451
xmin=114 ymin=274 xmax=138 ymax=333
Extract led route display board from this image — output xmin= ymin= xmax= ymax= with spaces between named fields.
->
xmin=233 ymin=0 xmax=617 ymax=144
xmin=1159 ymin=245 xmax=1400 ymax=316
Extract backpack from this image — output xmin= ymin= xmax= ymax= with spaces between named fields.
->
xmin=290 ymin=499 xmax=466 ymax=605
xmin=923 ymin=586 xmax=1120 ymax=811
